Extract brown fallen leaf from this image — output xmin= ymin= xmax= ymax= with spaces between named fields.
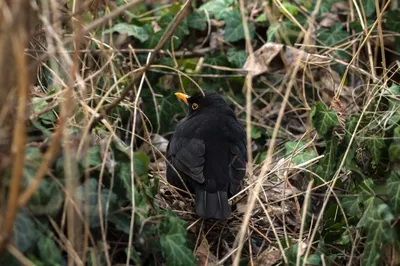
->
xmin=254 ymin=246 xmax=282 ymax=266
xmin=243 ymin=43 xmax=331 ymax=76
xmin=196 ymin=237 xmax=218 ymax=266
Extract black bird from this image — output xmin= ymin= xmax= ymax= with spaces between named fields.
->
xmin=166 ymin=91 xmax=247 ymax=220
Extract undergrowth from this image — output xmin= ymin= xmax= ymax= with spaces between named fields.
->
xmin=0 ymin=0 xmax=400 ymax=266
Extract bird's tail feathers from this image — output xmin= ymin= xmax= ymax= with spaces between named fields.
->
xmin=195 ymin=188 xmax=231 ymax=220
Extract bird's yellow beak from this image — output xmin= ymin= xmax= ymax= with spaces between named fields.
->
xmin=175 ymin=92 xmax=190 ymax=105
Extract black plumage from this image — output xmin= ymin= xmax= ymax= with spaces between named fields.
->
xmin=166 ymin=91 xmax=247 ymax=220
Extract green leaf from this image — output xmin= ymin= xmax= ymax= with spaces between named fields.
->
xmin=366 ymin=138 xmax=385 ymax=165
xmin=344 ymin=116 xmax=358 ymax=144
xmin=360 ymin=204 xmax=394 ymax=266
xmin=255 ymin=13 xmax=267 ymax=23
xmin=387 ymin=86 xmax=400 ymax=125
xmin=134 ymin=151 xmax=150 ymax=177
xmin=160 ymin=212 xmax=196 ymax=266
xmin=87 ymin=145 xmax=102 ymax=167
xmin=116 ymin=161 xmax=149 ymax=214
xmin=342 ymin=196 xmax=362 ymax=217
xmin=13 ymin=210 xmax=39 ymax=252
xmin=199 ymin=0 xmax=233 ymax=20
xmin=316 ymin=23 xmax=349 ymax=58
xmin=227 ymin=48 xmax=247 ymax=68
xmin=142 ymin=24 xmax=163 ymax=49
xmin=37 ymin=233 xmax=64 ymax=266
xmin=389 ymin=142 xmax=400 ymax=162
xmin=187 ymin=10 xmax=207 ymax=30
xmin=126 ymin=247 xmax=143 ymax=265
xmin=104 ymin=23 xmax=149 ymax=42
xmin=285 ymin=141 xmax=317 ymax=166
xmin=22 ymin=148 xmax=63 ymax=215
xmin=32 ymin=97 xmax=57 ymax=124
xmin=313 ymin=0 xmax=334 ymax=15
xmin=311 ymin=102 xmax=339 ymax=136
xmin=394 ymin=126 xmax=400 ymax=138
xmin=224 ymin=10 xmax=255 ymax=42
xmin=384 ymin=10 xmax=400 ymax=33
xmin=266 ymin=16 xmax=306 ymax=43
xmin=109 ymin=212 xmax=132 ymax=234
xmin=158 ymin=13 xmax=189 ymax=49
xmin=317 ymin=23 xmax=349 ymax=46
xmin=349 ymin=19 xmax=375 ymax=33
xmin=387 ymin=171 xmax=400 ymax=216
xmin=27 ymin=179 xmax=64 ymax=216
xmin=305 ymin=254 xmax=321 ymax=265
xmin=74 ymin=178 xmax=117 ymax=228
xmin=251 ymin=126 xmax=262 ymax=139
xmin=319 ymin=135 xmax=339 ymax=179
xmin=280 ymin=2 xmax=298 ymax=16
xmin=363 ymin=0 xmax=376 ymax=17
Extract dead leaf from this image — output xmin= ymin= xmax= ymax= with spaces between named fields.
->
xmin=243 ymin=43 xmax=331 ymax=76
xmin=254 ymin=246 xmax=281 ymax=266
xmin=196 ymin=238 xmax=218 ymax=266
xmin=151 ymin=21 xmax=161 ymax=33
xmin=320 ymin=13 xmax=340 ymax=28
xmin=151 ymin=133 xmax=169 ymax=153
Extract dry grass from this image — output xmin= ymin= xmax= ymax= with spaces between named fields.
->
xmin=1 ymin=0 xmax=399 ymax=265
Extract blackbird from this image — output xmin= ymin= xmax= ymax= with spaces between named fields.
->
xmin=166 ymin=91 xmax=247 ymax=220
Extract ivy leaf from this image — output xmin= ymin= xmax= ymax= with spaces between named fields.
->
xmin=32 ymin=97 xmax=57 ymax=125
xmin=342 ymin=196 xmax=362 ymax=217
xmin=109 ymin=212 xmax=132 ymax=234
xmin=251 ymin=126 xmax=262 ymax=139
xmin=363 ymin=0 xmax=376 ymax=17
xmin=389 ymin=126 xmax=400 ymax=162
xmin=134 ymin=151 xmax=150 ymax=177
xmin=266 ymin=16 xmax=306 ymax=43
xmin=37 ymin=233 xmax=64 ymax=266
xmin=142 ymin=24 xmax=163 ymax=49
xmin=159 ymin=14 xmax=189 ymax=49
xmin=386 ymin=85 xmax=400 ymax=126
xmin=27 ymin=179 xmax=64 ymax=216
xmin=387 ymin=171 xmax=400 ymax=216
xmin=311 ymin=102 xmax=339 ymax=136
xmin=366 ymin=138 xmax=385 ymax=165
xmin=384 ymin=10 xmax=400 ymax=34
xmin=13 ymin=210 xmax=39 ymax=252
xmin=357 ymin=196 xmax=380 ymax=228
xmin=87 ymin=145 xmax=102 ymax=167
xmin=317 ymin=23 xmax=349 ymax=46
xmin=316 ymin=23 xmax=349 ymax=58
xmin=255 ymin=13 xmax=267 ymax=23
xmin=74 ymin=178 xmax=117 ymax=228
xmin=280 ymin=2 xmax=298 ymax=16
xmin=360 ymin=204 xmax=394 ymax=266
xmin=116 ymin=161 xmax=149 ymax=215
xmin=389 ymin=141 xmax=400 ymax=163
xmin=227 ymin=48 xmax=247 ymax=68
xmin=104 ymin=23 xmax=149 ymax=42
xmin=344 ymin=116 xmax=358 ymax=144
xmin=319 ymin=135 xmax=339 ymax=180
xmin=187 ymin=10 xmax=207 ymax=30
xmin=313 ymin=0 xmax=334 ymax=15
xmin=285 ymin=141 xmax=317 ymax=166
xmin=199 ymin=0 xmax=233 ymax=20
xmin=224 ymin=10 xmax=255 ymax=42
xmin=160 ymin=212 xmax=196 ymax=266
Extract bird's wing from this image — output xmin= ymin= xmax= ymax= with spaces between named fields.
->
xmin=169 ymin=137 xmax=205 ymax=183
xmin=228 ymin=128 xmax=247 ymax=195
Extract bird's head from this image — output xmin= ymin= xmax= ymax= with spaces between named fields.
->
xmin=174 ymin=91 xmax=231 ymax=116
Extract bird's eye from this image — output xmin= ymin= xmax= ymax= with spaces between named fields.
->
xmin=191 ymin=103 xmax=199 ymax=110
